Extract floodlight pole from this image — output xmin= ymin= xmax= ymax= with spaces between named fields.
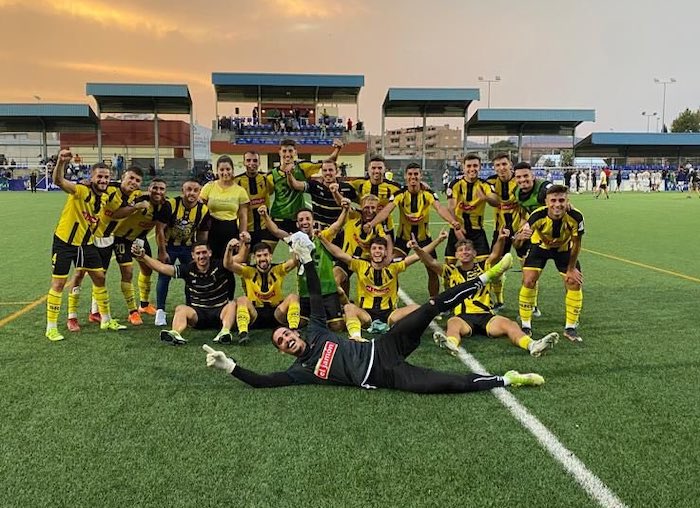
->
xmin=478 ymin=75 xmax=500 ymax=159
xmin=154 ymin=105 xmax=160 ymax=171
xmin=641 ymin=111 xmax=657 ymax=133
xmin=654 ymin=78 xmax=676 ymax=131
xmin=421 ymin=110 xmax=427 ymax=172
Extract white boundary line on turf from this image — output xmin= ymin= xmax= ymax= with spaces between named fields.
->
xmin=397 ymin=288 xmax=628 ymax=508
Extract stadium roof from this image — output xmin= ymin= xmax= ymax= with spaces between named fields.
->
xmin=382 ymin=88 xmax=480 ymax=117
xmin=212 ymin=73 xmax=364 ymax=103
xmin=0 ymin=103 xmax=98 ymax=132
xmin=574 ymin=132 xmax=700 ymax=157
xmin=86 ymin=83 xmax=192 ymax=114
xmin=465 ymin=108 xmax=595 ymax=136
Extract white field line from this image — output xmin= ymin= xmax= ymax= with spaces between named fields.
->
xmin=397 ymin=288 xmax=628 ymax=508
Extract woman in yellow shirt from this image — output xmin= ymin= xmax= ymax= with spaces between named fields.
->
xmin=200 ymin=155 xmax=251 ymax=260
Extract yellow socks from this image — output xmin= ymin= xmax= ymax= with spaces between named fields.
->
xmin=446 ymin=335 xmax=460 ymax=349
xmin=491 ymin=275 xmax=505 ymax=305
xmin=517 ymin=335 xmax=533 ymax=351
xmin=46 ymin=288 xmax=63 ymax=329
xmin=236 ymin=306 xmax=250 ymax=334
xmin=519 ymin=286 xmax=538 ymax=327
xmin=287 ymin=301 xmax=300 ymax=329
xmin=93 ymin=285 xmax=111 ymax=322
xmin=121 ymin=281 xmax=136 ymax=312
xmin=565 ymin=289 xmax=583 ymax=328
xmin=67 ymin=285 xmax=80 ymax=319
xmin=346 ymin=316 xmax=362 ymax=338
xmin=138 ymin=273 xmax=151 ymax=306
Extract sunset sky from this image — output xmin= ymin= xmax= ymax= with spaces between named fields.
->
xmin=3 ymin=0 xmax=699 ymax=135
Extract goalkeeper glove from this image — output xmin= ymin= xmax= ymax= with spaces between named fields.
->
xmin=202 ymin=344 xmax=236 ymax=374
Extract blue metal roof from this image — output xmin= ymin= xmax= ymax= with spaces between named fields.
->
xmin=465 ymin=108 xmax=595 ymax=136
xmin=0 ymin=103 xmax=98 ymax=132
xmin=212 ymin=72 xmax=364 ymax=104
xmin=212 ymin=73 xmax=364 ymax=88
xmin=575 ymin=132 xmax=700 ymax=157
xmin=86 ymin=83 xmax=192 ymax=114
xmin=383 ymin=88 xmax=480 ymax=117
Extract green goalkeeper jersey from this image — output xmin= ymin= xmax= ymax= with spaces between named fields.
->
xmin=297 ymin=229 xmax=337 ymax=297
xmin=270 ymin=161 xmax=320 ymax=220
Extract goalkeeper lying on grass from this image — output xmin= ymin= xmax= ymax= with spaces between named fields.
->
xmin=203 ymin=232 xmax=545 ymax=393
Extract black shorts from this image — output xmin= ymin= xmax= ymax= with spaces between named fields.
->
xmin=393 ymin=236 xmax=437 ymax=259
xmin=193 ymin=306 xmax=224 ymax=330
xmin=445 ymin=228 xmax=490 ymax=260
xmin=249 ymin=228 xmax=278 ymax=248
xmin=454 ymin=312 xmax=497 ymax=336
xmin=365 ymin=307 xmax=392 ymax=324
xmin=599 ymin=183 xmax=607 ymax=190
xmin=523 ymin=244 xmax=582 ymax=274
xmin=251 ymin=305 xmax=279 ymax=329
xmin=114 ymin=236 xmax=151 ymax=265
xmin=97 ymin=245 xmax=114 ymax=270
xmin=300 ymin=294 xmax=344 ymax=324
xmin=51 ymin=236 xmax=104 ymax=278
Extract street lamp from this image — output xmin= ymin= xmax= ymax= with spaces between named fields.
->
xmin=478 ymin=75 xmax=501 ymax=108
xmin=33 ymin=95 xmax=41 ymax=102
xmin=641 ymin=111 xmax=657 ymax=132
xmin=653 ymin=78 xmax=676 ymax=131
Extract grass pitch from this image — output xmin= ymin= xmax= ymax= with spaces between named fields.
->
xmin=1 ymin=190 xmax=699 ymax=507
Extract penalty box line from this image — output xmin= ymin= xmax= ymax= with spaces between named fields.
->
xmin=397 ymin=288 xmax=628 ymax=508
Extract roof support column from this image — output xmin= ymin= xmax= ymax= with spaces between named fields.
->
xmin=154 ymin=105 xmax=160 ymax=171
xmin=463 ymin=108 xmax=468 ymax=153
xmin=96 ymin=102 xmax=103 ymax=164
xmin=517 ymin=124 xmax=524 ymax=162
xmin=421 ymin=110 xmax=427 ymax=171
xmin=381 ymin=109 xmax=385 ymax=157
xmin=257 ymin=86 xmax=262 ymax=126
xmin=190 ymin=109 xmax=195 ymax=169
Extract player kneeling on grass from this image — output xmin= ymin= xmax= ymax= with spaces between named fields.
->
xmin=227 ymin=241 xmax=300 ymax=345
xmin=131 ymin=239 xmax=238 ymax=345
xmin=201 ymin=232 xmax=545 ymax=392
xmin=415 ymin=228 xmax=558 ymax=357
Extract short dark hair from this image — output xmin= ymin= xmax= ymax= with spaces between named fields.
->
xmin=216 ymin=155 xmax=234 ymax=168
xmin=295 ymin=207 xmax=314 ymax=220
xmin=252 ymin=242 xmax=272 ymax=255
xmin=405 ymin=162 xmax=421 ymax=172
xmin=91 ymin=162 xmax=110 ymax=171
xmin=369 ymin=237 xmax=388 ymax=248
xmin=182 ymin=178 xmax=201 ymax=188
xmin=124 ymin=166 xmax=144 ymax=177
xmin=463 ymin=153 xmax=481 ymax=164
xmin=191 ymin=240 xmax=211 ymax=251
xmin=492 ymin=153 xmax=511 ymax=163
xmin=150 ymin=178 xmax=167 ymax=186
xmin=513 ymin=162 xmax=532 ymax=171
xmin=546 ymin=184 xmax=569 ymax=195
xmin=321 ymin=159 xmax=337 ymax=169
xmin=280 ymin=138 xmax=296 ymax=147
xmin=369 ymin=155 xmax=386 ymax=164
xmin=243 ymin=150 xmax=260 ymax=158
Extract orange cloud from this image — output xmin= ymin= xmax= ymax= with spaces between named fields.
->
xmin=268 ymin=0 xmax=356 ymax=18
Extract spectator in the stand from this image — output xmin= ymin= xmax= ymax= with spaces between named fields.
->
xmin=10 ymin=158 xmax=16 ymax=166
xmin=356 ymin=120 xmax=364 ymax=132
xmin=252 ymin=107 xmax=259 ymax=125
xmin=347 ymin=118 xmax=353 ymax=132
xmin=320 ymin=121 xmax=327 ymax=138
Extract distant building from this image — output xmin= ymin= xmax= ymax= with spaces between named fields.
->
xmin=369 ymin=124 xmax=463 ymax=159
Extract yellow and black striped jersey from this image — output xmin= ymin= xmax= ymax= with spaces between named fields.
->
xmin=446 ymin=177 xmax=490 ymax=231
xmin=486 ymin=175 xmax=522 ymax=232
xmin=528 ymin=206 xmax=585 ymax=252
xmin=53 ymin=183 xmax=104 ymax=246
xmin=162 ymin=197 xmax=211 ymax=247
xmin=350 ymin=177 xmax=402 ymax=229
xmin=113 ymin=195 xmax=169 ymax=241
xmin=441 ymin=262 xmax=492 ymax=315
xmin=233 ymin=173 xmax=274 ymax=232
xmin=390 ymin=188 xmax=438 ymax=242
xmin=350 ymin=259 xmax=406 ymax=311
xmin=239 ymin=263 xmax=294 ymax=307
xmin=341 ymin=210 xmax=389 ymax=259
xmin=94 ymin=184 xmax=140 ymax=239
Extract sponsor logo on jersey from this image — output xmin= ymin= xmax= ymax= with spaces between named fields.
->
xmin=364 ymin=285 xmax=389 ymax=295
xmin=314 ymin=341 xmax=338 ymax=380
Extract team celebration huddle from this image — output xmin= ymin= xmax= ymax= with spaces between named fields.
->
xmin=45 ymin=139 xmax=585 ymax=394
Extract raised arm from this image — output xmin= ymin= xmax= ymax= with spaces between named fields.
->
xmin=285 ymin=169 xmax=307 ymax=192
xmin=131 ymin=244 xmax=176 ymax=277
xmin=327 ymin=139 xmax=344 ymax=161
xmin=486 ymin=227 xmax=510 ymax=265
xmin=223 ymin=239 xmax=247 ymax=274
xmin=364 ymin=201 xmax=395 ymax=233
xmin=257 ymin=205 xmax=290 ymax=240
xmin=405 ymin=230 xmax=448 ymax=270
xmin=53 ymin=149 xmax=77 ymax=194
xmin=316 ymin=233 xmax=352 ymax=264
xmin=326 ymin=198 xmax=351 ymax=239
